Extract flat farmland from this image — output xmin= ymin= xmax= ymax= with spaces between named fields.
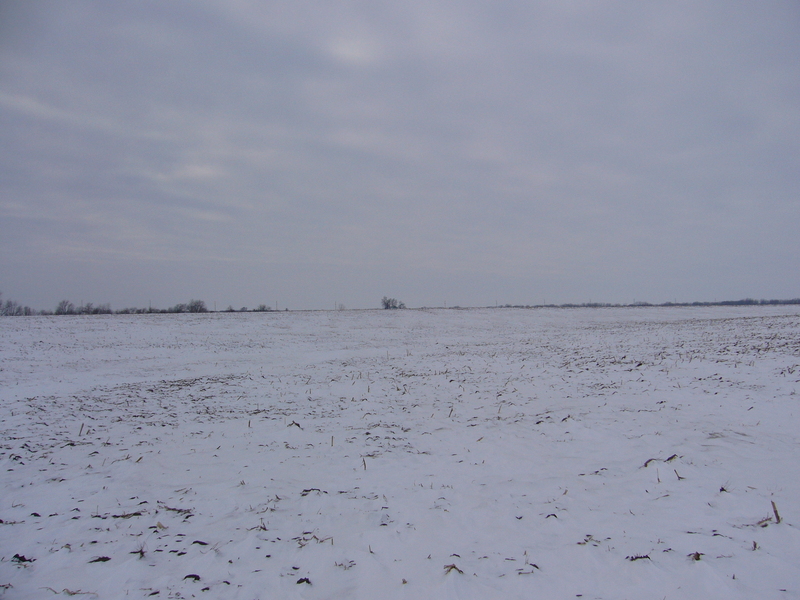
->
xmin=1 ymin=306 xmax=799 ymax=599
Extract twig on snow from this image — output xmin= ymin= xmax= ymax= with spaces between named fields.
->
xmin=771 ymin=501 xmax=782 ymax=524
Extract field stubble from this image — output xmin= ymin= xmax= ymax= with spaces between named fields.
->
xmin=1 ymin=307 xmax=799 ymax=599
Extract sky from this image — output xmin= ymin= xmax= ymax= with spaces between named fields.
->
xmin=1 ymin=1 xmax=798 ymax=311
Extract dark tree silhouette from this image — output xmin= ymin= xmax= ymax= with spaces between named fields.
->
xmin=381 ymin=296 xmax=406 ymax=309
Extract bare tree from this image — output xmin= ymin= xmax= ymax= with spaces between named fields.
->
xmin=187 ymin=299 xmax=208 ymax=313
xmin=381 ymin=297 xmax=406 ymax=309
xmin=55 ymin=300 xmax=75 ymax=315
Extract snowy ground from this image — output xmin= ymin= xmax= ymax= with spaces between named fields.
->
xmin=1 ymin=306 xmax=799 ymax=599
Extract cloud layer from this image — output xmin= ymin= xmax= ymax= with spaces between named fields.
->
xmin=1 ymin=1 xmax=798 ymax=309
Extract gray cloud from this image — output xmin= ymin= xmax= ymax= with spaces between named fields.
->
xmin=1 ymin=0 xmax=798 ymax=310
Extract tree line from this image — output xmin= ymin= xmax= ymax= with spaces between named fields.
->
xmin=493 ymin=298 xmax=800 ymax=309
xmin=3 ymin=291 xmax=799 ymax=316
xmin=0 ymin=293 xmax=276 ymax=316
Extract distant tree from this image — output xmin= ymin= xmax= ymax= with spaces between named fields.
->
xmin=254 ymin=304 xmax=270 ymax=312
xmin=0 ymin=295 xmax=38 ymax=315
xmin=2 ymin=297 xmax=20 ymax=316
xmin=55 ymin=300 xmax=75 ymax=315
xmin=381 ymin=296 xmax=406 ymax=309
xmin=225 ymin=305 xmax=236 ymax=312
xmin=187 ymin=299 xmax=208 ymax=313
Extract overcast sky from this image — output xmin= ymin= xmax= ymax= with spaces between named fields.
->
xmin=1 ymin=1 xmax=798 ymax=311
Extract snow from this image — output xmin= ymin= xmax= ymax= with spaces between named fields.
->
xmin=2 ymin=306 xmax=800 ymax=599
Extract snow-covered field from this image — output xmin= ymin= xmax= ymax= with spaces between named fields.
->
xmin=2 ymin=306 xmax=799 ymax=599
